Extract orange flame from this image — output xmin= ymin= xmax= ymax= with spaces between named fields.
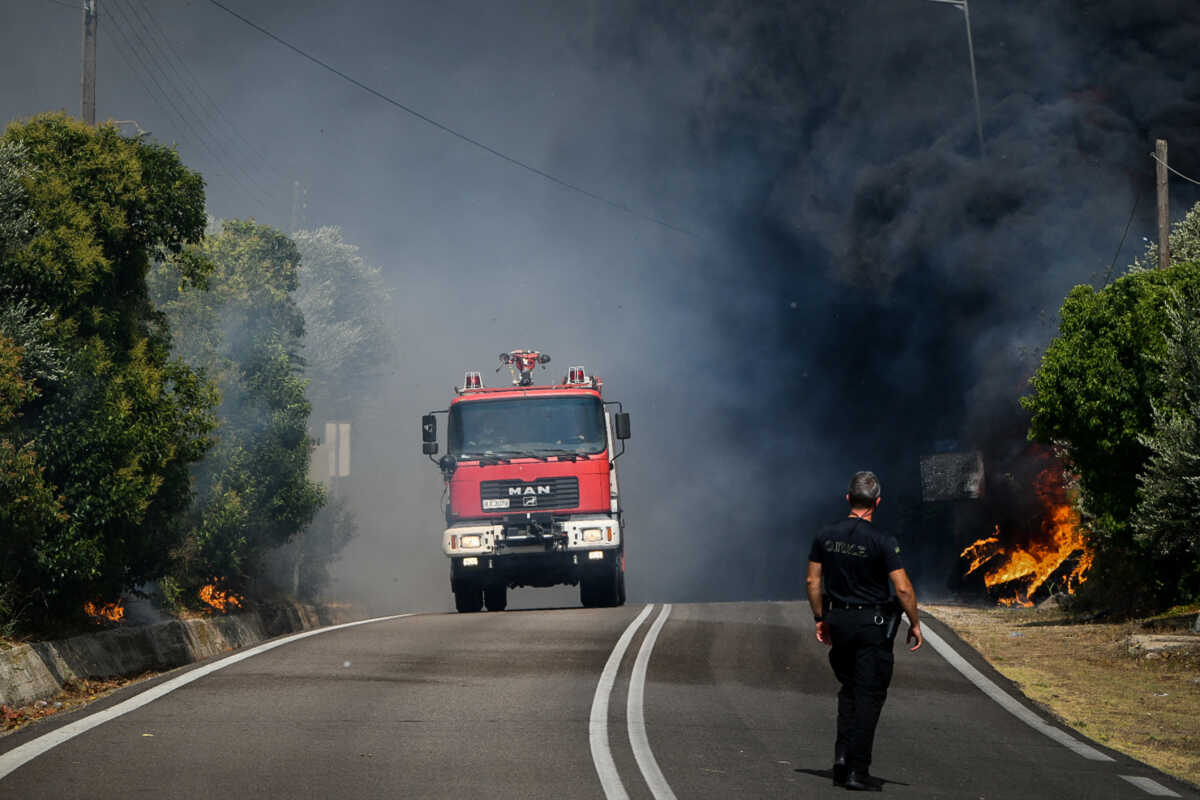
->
xmin=198 ymin=583 xmax=242 ymax=612
xmin=84 ymin=600 xmax=125 ymax=623
xmin=960 ymin=467 xmax=1093 ymax=606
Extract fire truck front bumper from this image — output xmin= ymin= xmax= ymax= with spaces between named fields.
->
xmin=443 ymin=515 xmax=621 ymax=587
xmin=449 ymin=547 xmax=621 ymax=588
xmin=442 ymin=515 xmax=621 ymax=557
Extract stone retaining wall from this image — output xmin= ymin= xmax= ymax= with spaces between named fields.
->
xmin=0 ymin=603 xmax=349 ymax=709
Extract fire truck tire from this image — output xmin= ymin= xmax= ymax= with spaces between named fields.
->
xmin=617 ymin=570 xmax=626 ymax=606
xmin=582 ymin=566 xmax=621 ymax=608
xmin=484 ymin=584 xmax=507 ymax=612
xmin=580 ymin=578 xmax=600 ymax=608
xmin=454 ymin=584 xmax=484 ymax=613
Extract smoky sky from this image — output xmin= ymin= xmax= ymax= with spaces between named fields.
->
xmin=3 ymin=0 xmax=1199 ymax=610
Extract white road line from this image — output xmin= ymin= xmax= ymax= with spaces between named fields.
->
xmin=589 ymin=603 xmax=654 ymax=800
xmin=0 ymin=613 xmax=413 ymax=781
xmin=1119 ymin=775 xmax=1182 ymax=797
xmin=627 ymin=603 xmax=677 ymax=800
xmin=921 ymin=616 xmax=1114 ymax=762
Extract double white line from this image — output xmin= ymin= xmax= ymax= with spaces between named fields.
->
xmin=589 ymin=603 xmax=677 ymax=800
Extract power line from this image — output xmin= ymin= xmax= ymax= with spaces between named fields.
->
xmin=105 ymin=1 xmax=270 ymax=209
xmin=1150 ymin=151 xmax=1200 ymax=186
xmin=1103 ymin=189 xmax=1140 ymax=285
xmin=108 ymin=0 xmax=272 ymax=205
xmin=121 ymin=0 xmax=285 ymax=188
xmin=204 ymin=0 xmax=697 ymax=239
xmin=129 ymin=0 xmax=288 ymax=185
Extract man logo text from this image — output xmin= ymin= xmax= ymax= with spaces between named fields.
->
xmin=509 ymin=486 xmax=552 ymax=496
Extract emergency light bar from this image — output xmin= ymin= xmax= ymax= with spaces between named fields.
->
xmin=566 ymin=366 xmax=588 ymax=384
xmin=463 ymin=371 xmax=483 ymax=390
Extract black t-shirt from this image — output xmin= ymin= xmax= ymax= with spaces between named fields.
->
xmin=809 ymin=517 xmax=904 ymax=606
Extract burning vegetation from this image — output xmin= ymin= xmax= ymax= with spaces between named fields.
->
xmin=961 ymin=462 xmax=1094 ymax=606
xmin=198 ymin=583 xmax=242 ymax=613
xmin=83 ymin=600 xmax=125 ymax=623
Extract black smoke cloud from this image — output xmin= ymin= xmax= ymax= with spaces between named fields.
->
xmin=592 ymin=0 xmax=1200 ymax=598
xmin=1 ymin=0 xmax=1197 ymax=609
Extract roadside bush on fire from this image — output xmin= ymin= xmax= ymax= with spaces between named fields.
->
xmin=0 ymin=115 xmax=390 ymax=635
xmin=0 ymin=114 xmax=217 ymax=631
xmin=1024 ymin=202 xmax=1200 ymax=613
xmin=149 ymin=219 xmax=325 ymax=609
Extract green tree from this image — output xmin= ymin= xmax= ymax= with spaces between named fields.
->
xmin=1022 ymin=202 xmax=1200 ymax=610
xmin=0 ymin=141 xmax=33 ymax=255
xmin=292 ymin=227 xmax=391 ymax=415
xmin=151 ymin=219 xmax=323 ymax=600
xmin=1131 ymin=292 xmax=1200 ymax=601
xmin=0 ymin=114 xmax=216 ymax=625
xmin=284 ymin=227 xmax=393 ymax=598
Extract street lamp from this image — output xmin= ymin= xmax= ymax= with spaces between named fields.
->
xmin=112 ymin=120 xmax=149 ymax=139
xmin=929 ymin=0 xmax=985 ymax=158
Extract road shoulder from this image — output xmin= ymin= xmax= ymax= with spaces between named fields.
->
xmin=924 ymin=604 xmax=1200 ymax=795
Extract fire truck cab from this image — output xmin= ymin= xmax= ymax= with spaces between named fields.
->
xmin=421 ymin=352 xmax=631 ymax=612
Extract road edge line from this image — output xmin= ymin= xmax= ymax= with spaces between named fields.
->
xmin=589 ymin=603 xmax=654 ymax=800
xmin=0 ymin=612 xmax=413 ymax=781
xmin=627 ymin=603 xmax=677 ymax=800
xmin=1119 ymin=775 xmax=1183 ymax=797
xmin=919 ymin=614 xmax=1115 ymax=762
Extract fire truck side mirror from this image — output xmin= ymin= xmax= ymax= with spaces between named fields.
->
xmin=614 ymin=412 xmax=631 ymax=440
xmin=422 ymin=414 xmax=437 ymax=443
xmin=423 ymin=441 xmax=439 ymax=455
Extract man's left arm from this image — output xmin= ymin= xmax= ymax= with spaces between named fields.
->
xmin=806 ymin=560 xmax=830 ymax=645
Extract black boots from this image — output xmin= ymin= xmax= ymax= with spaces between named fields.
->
xmin=844 ymin=769 xmax=883 ymax=791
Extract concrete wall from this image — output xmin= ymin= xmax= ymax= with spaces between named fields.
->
xmin=0 ymin=603 xmax=348 ymax=709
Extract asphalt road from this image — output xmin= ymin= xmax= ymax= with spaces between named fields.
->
xmin=0 ymin=601 xmax=1194 ymax=799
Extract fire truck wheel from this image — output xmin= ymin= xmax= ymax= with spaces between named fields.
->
xmin=484 ymin=584 xmax=507 ymax=612
xmin=582 ymin=566 xmax=621 ymax=608
xmin=580 ymin=577 xmax=600 ymax=608
xmin=617 ymin=570 xmax=626 ymax=606
xmin=454 ymin=584 xmax=484 ymax=613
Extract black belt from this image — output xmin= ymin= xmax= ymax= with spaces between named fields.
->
xmin=826 ymin=598 xmax=888 ymax=611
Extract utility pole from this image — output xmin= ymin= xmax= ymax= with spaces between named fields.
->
xmin=81 ymin=0 xmax=97 ymax=126
xmin=929 ymin=0 xmax=985 ymax=158
xmin=1156 ymin=139 xmax=1170 ymax=270
xmin=961 ymin=0 xmax=984 ymax=159
xmin=290 ymin=180 xmax=308 ymax=233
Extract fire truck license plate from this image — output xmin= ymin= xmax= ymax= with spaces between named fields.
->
xmin=483 ymin=498 xmax=510 ymax=510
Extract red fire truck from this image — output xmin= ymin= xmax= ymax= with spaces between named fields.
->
xmin=421 ymin=350 xmax=632 ymax=612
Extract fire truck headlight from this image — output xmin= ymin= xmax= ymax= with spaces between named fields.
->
xmin=460 ymin=534 xmax=482 ymax=549
xmin=462 ymin=557 xmax=479 ymax=567
xmin=581 ymin=528 xmax=603 ymax=543
xmin=588 ymin=550 xmax=605 ymax=560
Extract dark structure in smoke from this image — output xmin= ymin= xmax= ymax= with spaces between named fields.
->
xmin=595 ymin=0 xmax=1200 ymax=599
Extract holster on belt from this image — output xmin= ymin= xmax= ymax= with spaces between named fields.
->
xmin=884 ymin=600 xmax=902 ymax=640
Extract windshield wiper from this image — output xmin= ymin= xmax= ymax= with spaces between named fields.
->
xmin=457 ymin=449 xmax=592 ymax=463
xmin=536 ymin=449 xmax=590 ymax=461
xmin=456 ymin=452 xmax=502 ymax=464
xmin=486 ymin=450 xmax=548 ymax=462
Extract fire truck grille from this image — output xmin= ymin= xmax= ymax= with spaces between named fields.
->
xmin=480 ymin=476 xmax=580 ymax=512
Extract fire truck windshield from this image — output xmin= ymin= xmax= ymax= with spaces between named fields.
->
xmin=449 ymin=395 xmax=606 ymax=458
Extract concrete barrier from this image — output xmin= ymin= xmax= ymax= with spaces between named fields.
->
xmin=0 ymin=603 xmax=352 ymax=709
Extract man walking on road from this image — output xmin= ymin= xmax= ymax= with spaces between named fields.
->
xmin=806 ymin=471 xmax=923 ymax=791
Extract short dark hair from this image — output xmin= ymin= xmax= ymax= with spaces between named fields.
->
xmin=848 ymin=471 xmax=881 ymax=508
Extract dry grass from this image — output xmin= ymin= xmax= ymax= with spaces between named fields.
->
xmin=926 ymin=603 xmax=1200 ymax=788
xmin=0 ymin=674 xmax=150 ymax=735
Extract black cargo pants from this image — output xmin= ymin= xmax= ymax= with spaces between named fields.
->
xmin=826 ymin=607 xmax=898 ymax=772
